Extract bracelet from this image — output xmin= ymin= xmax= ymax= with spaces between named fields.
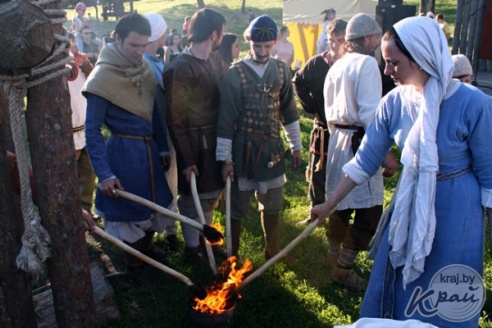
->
xmin=224 ymin=159 xmax=234 ymax=166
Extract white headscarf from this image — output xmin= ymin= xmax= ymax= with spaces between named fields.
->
xmin=387 ymin=17 xmax=454 ymax=288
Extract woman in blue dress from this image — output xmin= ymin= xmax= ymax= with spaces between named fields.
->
xmin=311 ymin=16 xmax=492 ymax=327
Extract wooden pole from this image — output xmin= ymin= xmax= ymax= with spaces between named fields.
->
xmin=0 ymin=87 xmax=37 ymax=328
xmin=471 ymin=0 xmax=487 ymax=75
xmin=452 ymin=0 xmax=464 ymax=54
xmin=22 ymin=0 xmax=97 ymax=326
xmin=459 ymin=0 xmax=472 ymax=54
xmin=466 ymin=0 xmax=479 ymax=58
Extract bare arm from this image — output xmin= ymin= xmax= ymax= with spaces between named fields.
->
xmin=164 ymin=47 xmax=171 ymax=64
xmin=310 ymin=175 xmax=357 ymax=225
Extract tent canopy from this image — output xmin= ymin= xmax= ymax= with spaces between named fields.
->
xmin=283 ymin=0 xmax=378 ymax=66
xmin=283 ymin=0 xmax=378 ymax=24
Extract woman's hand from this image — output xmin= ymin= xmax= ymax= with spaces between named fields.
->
xmin=310 ymin=202 xmax=334 ymax=226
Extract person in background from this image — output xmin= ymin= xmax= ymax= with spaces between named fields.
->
xmin=436 ymin=13 xmax=451 ymax=42
xmin=163 ymin=8 xmax=227 ymax=262
xmin=272 ymin=26 xmax=294 ymax=68
xmin=143 ymin=13 xmax=181 ymax=252
xmin=181 ymin=29 xmax=189 ymax=50
xmin=292 ymin=18 xmax=347 ymax=263
xmin=321 ymin=13 xmax=397 ymax=290
xmin=80 ymin=25 xmax=101 ymax=65
xmin=164 ymin=32 xmax=183 ymax=64
xmin=216 ymin=15 xmax=303 ymax=261
xmin=317 ymin=8 xmax=336 ymax=54
xmin=217 ymin=33 xmax=240 ymax=66
xmin=452 ymin=54 xmax=473 ymax=84
xmin=83 ymin=13 xmax=173 ymax=284
xmin=247 ymin=9 xmax=255 ymax=24
xmin=72 ymin=2 xmax=91 ymax=51
xmin=165 ymin=28 xmax=178 ymax=47
xmin=312 ymin=16 xmax=492 ymax=327
xmin=183 ymin=16 xmax=191 ymax=31
xmin=67 ymin=33 xmax=96 ymax=214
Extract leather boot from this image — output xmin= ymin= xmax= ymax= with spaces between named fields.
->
xmin=134 ymin=231 xmax=167 ymax=262
xmin=230 ymin=219 xmax=242 ymax=257
xmin=330 ymin=266 xmax=367 ymax=291
xmin=261 ymin=212 xmax=280 ymax=259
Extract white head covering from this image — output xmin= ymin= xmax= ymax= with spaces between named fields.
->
xmin=387 ymin=16 xmax=454 ymax=288
xmin=346 ymin=13 xmax=382 ymax=41
xmin=452 ymin=54 xmax=473 ymax=77
xmin=144 ymin=13 xmax=168 ymax=43
xmin=426 ymin=11 xmax=434 ymax=18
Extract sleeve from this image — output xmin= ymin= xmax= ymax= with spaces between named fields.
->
xmin=292 ymin=58 xmax=317 ymax=115
xmin=85 ymin=94 xmax=114 ymax=181
xmin=216 ymin=67 xmax=242 ymax=140
xmin=356 ymin=57 xmax=382 ymax=129
xmin=152 ymin=95 xmax=169 ymax=155
xmin=163 ymin=65 xmax=195 ymax=168
xmin=216 ymin=67 xmax=243 ymax=161
xmin=466 ymin=94 xmax=492 ymax=207
xmin=278 ymin=62 xmax=300 ymax=125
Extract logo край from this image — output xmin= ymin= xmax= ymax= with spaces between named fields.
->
xmin=405 ymin=265 xmax=485 ymax=322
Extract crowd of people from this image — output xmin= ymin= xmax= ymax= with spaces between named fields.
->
xmin=16 ymin=3 xmax=490 ymax=327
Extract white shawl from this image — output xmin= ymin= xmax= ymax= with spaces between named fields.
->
xmin=387 ymin=17 xmax=454 ymax=288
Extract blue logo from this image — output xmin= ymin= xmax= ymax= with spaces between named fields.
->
xmin=405 ymin=265 xmax=485 ymax=322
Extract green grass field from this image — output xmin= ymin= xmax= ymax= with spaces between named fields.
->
xmin=72 ymin=1 xmax=492 ymax=327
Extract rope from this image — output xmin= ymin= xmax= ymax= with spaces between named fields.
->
xmin=5 ymin=80 xmax=51 ymax=276
xmin=0 ymin=0 xmax=72 ymax=275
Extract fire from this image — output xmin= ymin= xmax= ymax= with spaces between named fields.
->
xmin=192 ymin=256 xmax=253 ymax=314
xmin=208 ymin=223 xmax=224 ymax=246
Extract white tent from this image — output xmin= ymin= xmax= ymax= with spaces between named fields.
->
xmin=283 ymin=0 xmax=378 ymax=66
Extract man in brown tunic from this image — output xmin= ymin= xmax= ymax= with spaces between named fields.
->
xmin=163 ymin=8 xmax=226 ymax=260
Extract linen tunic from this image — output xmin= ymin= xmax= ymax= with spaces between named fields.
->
xmin=85 ymin=95 xmax=172 ymax=222
xmin=323 ymin=52 xmax=383 ymax=210
xmin=347 ymin=83 xmax=492 ymax=327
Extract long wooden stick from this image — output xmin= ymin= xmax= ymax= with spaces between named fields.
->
xmin=114 ymin=189 xmax=202 ymax=231
xmin=239 ymin=219 xmax=319 ymax=289
xmin=92 ymin=226 xmax=194 ymax=286
xmin=190 ymin=173 xmax=218 ymax=275
xmin=114 ymin=189 xmax=222 ymax=243
xmin=225 ymin=176 xmax=232 ymax=258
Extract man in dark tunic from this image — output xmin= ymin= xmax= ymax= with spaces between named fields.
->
xmin=163 ymin=8 xmax=227 ymax=260
xmin=216 ymin=15 xmax=302 ymax=260
xmin=292 ymin=19 xmax=347 ymax=267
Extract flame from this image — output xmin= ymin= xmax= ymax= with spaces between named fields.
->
xmin=192 ymin=256 xmax=253 ymax=315
xmin=208 ymin=223 xmax=224 ymax=246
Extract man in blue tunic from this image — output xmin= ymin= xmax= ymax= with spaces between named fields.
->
xmin=83 ymin=13 xmax=173 ymax=282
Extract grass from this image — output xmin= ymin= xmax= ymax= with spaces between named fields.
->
xmin=67 ymin=0 xmax=492 ymax=327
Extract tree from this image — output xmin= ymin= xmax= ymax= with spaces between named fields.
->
xmin=0 ymin=0 xmax=98 ymax=326
xmin=242 ymin=0 xmax=246 ymax=13
xmin=197 ymin=0 xmax=205 ymax=8
xmin=420 ymin=0 xmax=435 ymax=15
